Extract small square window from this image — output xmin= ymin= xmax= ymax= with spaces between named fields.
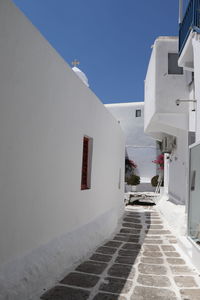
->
xmin=136 ymin=109 xmax=141 ymax=117
xmin=168 ymin=53 xmax=183 ymax=75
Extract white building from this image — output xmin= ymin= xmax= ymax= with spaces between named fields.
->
xmin=178 ymin=0 xmax=200 ymax=273
xmin=0 ymin=0 xmax=125 ymax=299
xmin=106 ymin=102 xmax=157 ymax=191
xmin=144 ymin=0 xmax=200 ymax=272
xmin=144 ymin=36 xmax=192 ymax=204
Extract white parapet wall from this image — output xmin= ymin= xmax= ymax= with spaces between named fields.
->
xmin=0 ymin=1 xmax=125 ymax=299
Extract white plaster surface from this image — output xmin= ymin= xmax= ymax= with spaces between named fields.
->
xmin=144 ymin=36 xmax=190 ymax=205
xmin=167 ymin=130 xmax=189 ymax=204
xmin=36 ymin=205 xmax=200 ymax=300
xmin=157 ymin=195 xmax=187 ymax=236
xmin=193 ymin=33 xmax=200 ymax=141
xmin=0 ymin=0 xmax=125 ymax=298
xmin=188 ymin=83 xmax=196 ymax=133
xmin=144 ymin=36 xmax=190 ymax=138
xmin=176 ymin=31 xmax=200 ymax=277
xmin=72 ymin=66 xmax=89 ymax=87
xmin=157 ymin=194 xmax=200 ymax=274
xmin=0 ymin=208 xmax=122 ymax=300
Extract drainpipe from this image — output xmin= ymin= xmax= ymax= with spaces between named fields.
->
xmin=179 ymin=0 xmax=183 ymax=24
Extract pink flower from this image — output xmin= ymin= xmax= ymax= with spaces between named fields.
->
xmin=152 ymin=154 xmax=164 ymax=170
xmin=125 ymin=158 xmax=137 ymax=169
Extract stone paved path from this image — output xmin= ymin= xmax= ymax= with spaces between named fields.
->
xmin=40 ymin=206 xmax=200 ymax=300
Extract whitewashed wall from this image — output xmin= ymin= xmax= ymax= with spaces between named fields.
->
xmin=167 ymin=130 xmax=189 ymax=204
xmin=0 ymin=1 xmax=125 ymax=299
xmin=144 ymin=36 xmax=191 ymax=205
xmin=188 ymin=82 xmax=196 ymax=133
xmin=193 ymin=34 xmax=200 ymax=141
xmin=105 ymin=103 xmax=157 ymax=181
xmin=145 ymin=37 xmax=189 ymax=138
xmin=144 ymin=47 xmax=157 ymax=135
xmin=172 ymin=32 xmax=200 ymax=273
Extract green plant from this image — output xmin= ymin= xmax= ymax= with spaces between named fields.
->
xmin=126 ymin=174 xmax=140 ymax=186
xmin=151 ymin=175 xmax=164 ymax=187
xmin=151 ymin=175 xmax=159 ymax=187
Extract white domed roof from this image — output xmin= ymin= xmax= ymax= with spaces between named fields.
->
xmin=72 ymin=66 xmax=89 ymax=87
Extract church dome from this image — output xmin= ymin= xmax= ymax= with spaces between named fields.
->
xmin=72 ymin=66 xmax=89 ymax=87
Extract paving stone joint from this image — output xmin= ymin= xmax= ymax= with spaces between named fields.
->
xmin=40 ymin=207 xmax=200 ymax=300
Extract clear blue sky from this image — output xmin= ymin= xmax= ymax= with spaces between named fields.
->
xmin=13 ymin=0 xmax=183 ymax=104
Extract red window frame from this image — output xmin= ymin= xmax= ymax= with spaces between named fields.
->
xmin=81 ymin=137 xmax=89 ymax=190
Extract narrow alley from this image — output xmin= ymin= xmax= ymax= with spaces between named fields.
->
xmin=40 ymin=206 xmax=200 ymax=300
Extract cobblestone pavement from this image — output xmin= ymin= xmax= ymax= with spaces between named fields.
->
xmin=40 ymin=206 xmax=200 ymax=300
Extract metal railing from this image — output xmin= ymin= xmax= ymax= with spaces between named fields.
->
xmin=179 ymin=0 xmax=200 ymax=55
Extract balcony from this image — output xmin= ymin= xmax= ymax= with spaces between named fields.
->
xmin=144 ymin=37 xmax=189 ymax=140
xmin=179 ymin=0 xmax=200 ymax=56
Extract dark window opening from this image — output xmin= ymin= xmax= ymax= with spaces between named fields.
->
xmin=192 ymin=71 xmax=194 ymax=82
xmin=81 ymin=136 xmax=93 ymax=190
xmin=168 ymin=53 xmax=183 ymax=75
xmin=136 ymin=109 xmax=141 ymax=117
